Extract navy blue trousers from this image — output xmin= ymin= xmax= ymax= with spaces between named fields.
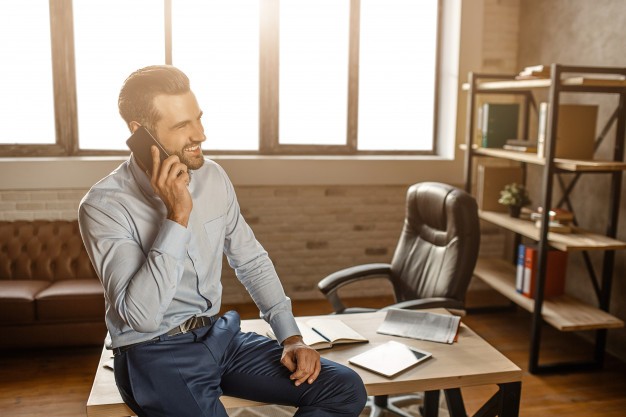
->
xmin=113 ymin=311 xmax=367 ymax=416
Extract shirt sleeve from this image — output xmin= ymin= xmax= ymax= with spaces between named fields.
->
xmin=217 ymin=167 xmax=300 ymax=343
xmin=78 ymin=196 xmax=191 ymax=333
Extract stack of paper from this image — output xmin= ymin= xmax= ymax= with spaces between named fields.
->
xmin=377 ymin=309 xmax=461 ymax=344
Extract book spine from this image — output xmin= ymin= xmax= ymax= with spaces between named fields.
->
xmin=476 ymin=105 xmax=483 ymax=146
xmin=523 ymin=246 xmax=536 ymax=298
xmin=537 ymin=102 xmax=548 ymax=158
xmin=522 ymin=248 xmax=568 ymax=299
xmin=481 ymin=103 xmax=489 ymax=148
xmin=515 ymin=244 xmax=525 ymax=293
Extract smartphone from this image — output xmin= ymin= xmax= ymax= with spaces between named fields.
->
xmin=126 ymin=126 xmax=170 ymax=175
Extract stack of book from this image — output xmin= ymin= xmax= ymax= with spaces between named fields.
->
xmin=530 ymin=208 xmax=575 ymax=233
xmin=503 ymin=139 xmax=538 ymax=153
xmin=516 ymin=64 xmax=550 ymax=80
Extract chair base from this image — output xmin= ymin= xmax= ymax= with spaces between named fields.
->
xmin=365 ymin=394 xmax=424 ymax=417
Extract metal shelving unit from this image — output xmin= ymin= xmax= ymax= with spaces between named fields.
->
xmin=462 ymin=64 xmax=626 ymax=374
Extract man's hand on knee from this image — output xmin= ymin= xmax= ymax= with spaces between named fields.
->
xmin=280 ymin=335 xmax=322 ymax=386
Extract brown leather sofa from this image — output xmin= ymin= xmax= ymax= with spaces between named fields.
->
xmin=0 ymin=220 xmax=106 ymax=349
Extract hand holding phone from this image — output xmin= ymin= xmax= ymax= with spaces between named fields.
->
xmin=126 ymin=126 xmax=170 ymax=175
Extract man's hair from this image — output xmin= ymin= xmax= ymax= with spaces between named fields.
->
xmin=118 ymin=65 xmax=190 ymax=133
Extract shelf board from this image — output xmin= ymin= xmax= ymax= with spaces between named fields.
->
xmin=461 ymin=77 xmax=626 ymax=92
xmin=478 ymin=210 xmax=626 ymax=252
xmin=459 ymin=144 xmax=626 ymax=172
xmin=473 ymin=257 xmax=624 ymax=332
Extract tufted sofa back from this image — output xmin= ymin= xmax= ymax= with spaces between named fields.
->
xmin=0 ymin=220 xmax=98 ymax=282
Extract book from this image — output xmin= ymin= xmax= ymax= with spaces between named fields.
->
xmin=534 ymin=220 xmax=572 ymax=234
xmin=376 ymin=308 xmax=461 ymax=344
xmin=537 ymin=103 xmax=598 ymax=160
xmin=517 ymin=64 xmax=550 ymax=79
xmin=515 ymin=244 xmax=526 ymax=293
xmin=503 ymin=144 xmax=538 ymax=153
xmin=481 ymin=103 xmax=520 ymax=148
xmin=348 ymin=341 xmax=432 ymax=378
xmin=506 ymin=139 xmax=539 ymax=147
xmin=522 ymin=246 xmax=568 ymax=299
xmin=563 ymin=76 xmax=626 ymax=87
xmin=267 ymin=318 xmax=368 ymax=350
xmin=476 ymin=164 xmax=523 ymax=212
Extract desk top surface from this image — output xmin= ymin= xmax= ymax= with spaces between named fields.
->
xmin=87 ymin=310 xmax=521 ymax=416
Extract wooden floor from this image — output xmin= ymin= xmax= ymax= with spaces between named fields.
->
xmin=1 ymin=297 xmax=625 ymax=417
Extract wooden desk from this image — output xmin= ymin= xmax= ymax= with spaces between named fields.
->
xmin=87 ymin=311 xmax=522 ymax=417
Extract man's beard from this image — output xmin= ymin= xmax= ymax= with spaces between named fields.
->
xmin=172 ymin=144 xmax=205 ymax=171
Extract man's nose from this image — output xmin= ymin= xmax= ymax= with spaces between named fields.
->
xmin=192 ymin=122 xmax=206 ymax=142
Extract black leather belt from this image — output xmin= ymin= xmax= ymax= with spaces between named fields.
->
xmin=112 ymin=315 xmax=218 ymax=356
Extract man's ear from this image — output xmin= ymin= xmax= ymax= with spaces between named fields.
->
xmin=129 ymin=121 xmax=142 ymax=134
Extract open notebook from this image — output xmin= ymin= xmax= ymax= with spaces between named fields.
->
xmin=267 ymin=318 xmax=368 ymax=350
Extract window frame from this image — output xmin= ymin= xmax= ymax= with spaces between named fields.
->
xmin=0 ymin=0 xmax=443 ymax=157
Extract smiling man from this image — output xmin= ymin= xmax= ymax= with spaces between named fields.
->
xmin=78 ymin=65 xmax=366 ymax=417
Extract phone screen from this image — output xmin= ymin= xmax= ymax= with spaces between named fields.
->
xmin=126 ymin=126 xmax=169 ymax=175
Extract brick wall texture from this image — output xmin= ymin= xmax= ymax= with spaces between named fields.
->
xmin=0 ymin=184 xmax=508 ymax=304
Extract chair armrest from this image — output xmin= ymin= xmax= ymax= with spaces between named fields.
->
xmin=318 ymin=263 xmax=392 ymax=313
xmin=381 ymin=297 xmax=465 ymax=312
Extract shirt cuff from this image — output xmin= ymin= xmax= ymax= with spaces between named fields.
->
xmin=151 ymin=219 xmax=191 ymax=260
xmin=270 ymin=311 xmax=301 ymax=344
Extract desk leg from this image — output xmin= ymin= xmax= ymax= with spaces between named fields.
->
xmin=497 ymin=382 xmax=521 ymax=417
xmin=422 ymin=390 xmax=440 ymax=417
xmin=444 ymin=388 xmax=467 ymax=417
xmin=472 ymin=381 xmax=521 ymax=417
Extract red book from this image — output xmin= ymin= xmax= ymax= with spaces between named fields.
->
xmin=522 ymin=246 xmax=567 ymax=299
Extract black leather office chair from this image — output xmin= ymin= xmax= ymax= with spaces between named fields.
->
xmin=318 ymin=182 xmax=480 ymax=417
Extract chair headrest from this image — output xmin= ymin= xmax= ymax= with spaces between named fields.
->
xmin=406 ymin=182 xmax=475 ymax=245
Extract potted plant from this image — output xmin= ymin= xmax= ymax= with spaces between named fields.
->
xmin=498 ymin=182 xmax=531 ymax=218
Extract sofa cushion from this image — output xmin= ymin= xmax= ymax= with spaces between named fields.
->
xmin=36 ymin=279 xmax=105 ymax=322
xmin=0 ymin=280 xmax=50 ymax=324
xmin=0 ymin=220 xmax=98 ymax=282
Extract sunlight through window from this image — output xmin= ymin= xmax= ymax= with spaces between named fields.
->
xmin=0 ymin=2 xmax=55 ymax=144
xmin=358 ymin=0 xmax=438 ymax=151
xmin=172 ymin=0 xmax=259 ymax=151
xmin=279 ymin=0 xmax=350 ymax=146
xmin=74 ymin=0 xmax=164 ymax=150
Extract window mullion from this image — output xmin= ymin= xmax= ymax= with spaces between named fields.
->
xmin=164 ymin=0 xmax=172 ymax=64
xmin=347 ymin=0 xmax=360 ymax=152
xmin=49 ymin=0 xmax=78 ymax=155
xmin=259 ymin=0 xmax=279 ymax=154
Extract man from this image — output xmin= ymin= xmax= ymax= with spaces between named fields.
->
xmin=79 ymin=65 xmax=367 ymax=417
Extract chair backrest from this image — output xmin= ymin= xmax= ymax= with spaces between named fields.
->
xmin=389 ymin=182 xmax=480 ymax=304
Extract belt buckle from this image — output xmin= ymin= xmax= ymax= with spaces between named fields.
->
xmin=179 ymin=316 xmax=197 ymax=334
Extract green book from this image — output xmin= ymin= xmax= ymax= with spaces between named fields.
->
xmin=481 ymin=103 xmax=519 ymax=148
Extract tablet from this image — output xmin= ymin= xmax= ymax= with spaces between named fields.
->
xmin=348 ymin=340 xmax=432 ymax=378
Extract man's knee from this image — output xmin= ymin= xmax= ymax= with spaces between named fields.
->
xmin=324 ymin=363 xmax=368 ymax=416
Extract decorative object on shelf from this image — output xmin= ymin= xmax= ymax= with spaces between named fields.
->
xmin=498 ymin=183 xmax=531 ymax=218
xmin=530 ymin=207 xmax=575 ymax=234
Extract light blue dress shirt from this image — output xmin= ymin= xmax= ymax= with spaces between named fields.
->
xmin=78 ymin=156 xmax=300 ymax=349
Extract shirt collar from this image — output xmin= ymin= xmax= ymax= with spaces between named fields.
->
xmin=128 ymin=155 xmax=199 ymax=200
xmin=129 ymin=155 xmax=158 ymax=200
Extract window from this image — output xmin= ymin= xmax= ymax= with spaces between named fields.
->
xmin=74 ymin=0 xmax=164 ymax=151
xmin=0 ymin=1 xmax=55 ymax=146
xmin=1 ymin=0 xmax=443 ymax=156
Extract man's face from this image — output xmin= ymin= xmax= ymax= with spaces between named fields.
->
xmin=152 ymin=91 xmax=206 ymax=170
